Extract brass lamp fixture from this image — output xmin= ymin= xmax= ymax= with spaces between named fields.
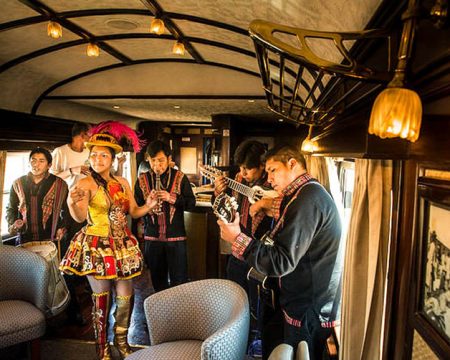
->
xmin=86 ymin=43 xmax=100 ymax=57
xmin=150 ymin=18 xmax=165 ymax=35
xmin=172 ymin=41 xmax=185 ymax=55
xmin=301 ymin=125 xmax=318 ymax=153
xmin=369 ymin=0 xmax=422 ymax=142
xmin=47 ymin=21 xmax=62 ymax=39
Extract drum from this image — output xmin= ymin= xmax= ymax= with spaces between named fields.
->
xmin=21 ymin=241 xmax=70 ymax=317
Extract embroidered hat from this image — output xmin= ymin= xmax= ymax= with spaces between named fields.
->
xmin=85 ymin=133 xmax=123 ymax=153
xmin=85 ymin=121 xmax=145 ymax=154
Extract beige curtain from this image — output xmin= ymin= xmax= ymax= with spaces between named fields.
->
xmin=0 ymin=151 xmax=7 ymax=245
xmin=304 ymin=155 xmax=331 ymax=194
xmin=129 ymin=152 xmax=137 ymax=191
xmin=340 ymin=159 xmax=393 ymax=360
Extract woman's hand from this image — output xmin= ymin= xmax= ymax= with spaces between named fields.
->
xmin=70 ymin=186 xmax=87 ymax=204
xmin=145 ymin=191 xmax=159 ymax=212
xmin=217 ymin=212 xmax=241 ymax=243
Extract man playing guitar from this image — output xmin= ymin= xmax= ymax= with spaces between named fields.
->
xmin=213 ymin=140 xmax=281 ymax=358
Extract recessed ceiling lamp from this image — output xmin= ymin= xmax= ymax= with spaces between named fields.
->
xmin=172 ymin=41 xmax=185 ymax=55
xmin=47 ymin=21 xmax=62 ymax=39
xmin=105 ymin=19 xmax=139 ymax=30
xmin=278 ymin=118 xmax=284 ymax=122
xmin=113 ymin=105 xmax=120 ymax=109
xmin=87 ymin=43 xmax=100 ymax=57
xmin=248 ymin=100 xmax=255 ymax=103
xmin=150 ymin=18 xmax=165 ymax=35
xmin=174 ymin=105 xmax=181 ymax=109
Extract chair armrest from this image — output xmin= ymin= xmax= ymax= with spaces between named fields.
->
xmin=202 ymin=311 xmax=250 ymax=360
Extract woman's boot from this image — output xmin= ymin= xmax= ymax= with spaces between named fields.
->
xmin=113 ymin=295 xmax=134 ymax=359
xmin=92 ymin=291 xmax=112 ymax=360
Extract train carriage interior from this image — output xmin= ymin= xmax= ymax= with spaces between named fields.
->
xmin=0 ymin=0 xmax=449 ymax=359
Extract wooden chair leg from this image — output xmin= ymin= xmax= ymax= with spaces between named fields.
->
xmin=30 ymin=338 xmax=41 ymax=360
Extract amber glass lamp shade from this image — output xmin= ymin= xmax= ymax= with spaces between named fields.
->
xmin=150 ymin=18 xmax=165 ymax=35
xmin=301 ymin=138 xmax=318 ymax=153
xmin=87 ymin=43 xmax=100 ymax=57
xmin=47 ymin=21 xmax=62 ymax=39
xmin=173 ymin=41 xmax=185 ymax=55
xmin=369 ymin=87 xmax=422 ymax=142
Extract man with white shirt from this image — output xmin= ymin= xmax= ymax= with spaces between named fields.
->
xmin=51 ymin=122 xmax=90 ymax=189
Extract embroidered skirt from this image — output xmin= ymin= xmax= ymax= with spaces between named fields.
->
xmin=60 ymin=228 xmax=144 ymax=280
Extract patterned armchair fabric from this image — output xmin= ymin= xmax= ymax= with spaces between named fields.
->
xmin=127 ymin=279 xmax=250 ymax=360
xmin=0 ymin=245 xmax=49 ymax=348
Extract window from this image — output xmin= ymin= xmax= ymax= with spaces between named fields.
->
xmin=2 ymin=152 xmax=30 ymax=235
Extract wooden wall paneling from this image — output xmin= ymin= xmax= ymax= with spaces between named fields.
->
xmin=387 ymin=160 xmax=419 ymax=359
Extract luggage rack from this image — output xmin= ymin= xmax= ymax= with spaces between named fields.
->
xmin=249 ymin=20 xmax=393 ymax=128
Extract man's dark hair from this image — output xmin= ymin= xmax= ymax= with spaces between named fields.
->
xmin=234 ymin=140 xmax=266 ymax=169
xmin=147 ymin=140 xmax=172 ymax=157
xmin=30 ymin=147 xmax=52 ymax=164
xmin=71 ymin=122 xmax=90 ymax=138
xmin=265 ymin=144 xmax=306 ymax=169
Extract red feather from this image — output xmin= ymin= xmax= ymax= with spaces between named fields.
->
xmin=89 ymin=121 xmax=145 ymax=152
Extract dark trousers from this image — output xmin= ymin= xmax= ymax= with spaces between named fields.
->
xmin=144 ymin=240 xmax=188 ymax=292
xmin=284 ymin=309 xmax=331 ymax=360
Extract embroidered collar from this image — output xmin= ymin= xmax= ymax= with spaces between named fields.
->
xmin=282 ymin=172 xmax=313 ymax=196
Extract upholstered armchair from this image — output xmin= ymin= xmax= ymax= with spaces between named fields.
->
xmin=127 ymin=279 xmax=250 ymax=360
xmin=0 ymin=245 xmax=49 ymax=358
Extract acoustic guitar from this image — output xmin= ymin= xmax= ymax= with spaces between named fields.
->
xmin=199 ymin=165 xmax=278 ymax=204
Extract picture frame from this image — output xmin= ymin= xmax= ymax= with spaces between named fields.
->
xmin=413 ymin=176 xmax=450 ymax=357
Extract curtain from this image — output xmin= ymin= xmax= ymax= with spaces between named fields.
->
xmin=340 ymin=159 xmax=393 ymax=360
xmin=0 ymin=151 xmax=6 ymax=246
xmin=304 ymin=155 xmax=331 ymax=194
xmin=129 ymin=152 xmax=137 ymax=191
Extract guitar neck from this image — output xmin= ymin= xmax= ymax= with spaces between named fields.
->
xmin=201 ymin=166 xmax=254 ymax=199
xmin=226 ymin=178 xmax=254 ymax=199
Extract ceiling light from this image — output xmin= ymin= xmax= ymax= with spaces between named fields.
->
xmin=150 ymin=18 xmax=165 ymax=35
xmin=86 ymin=43 xmax=100 ymax=57
xmin=172 ymin=41 xmax=185 ymax=55
xmin=113 ymin=105 xmax=120 ymax=109
xmin=248 ymin=100 xmax=255 ymax=103
xmin=278 ymin=118 xmax=284 ymax=122
xmin=47 ymin=21 xmax=62 ymax=39
xmin=368 ymin=0 xmax=422 ymax=142
xmin=301 ymin=125 xmax=318 ymax=153
xmin=174 ymin=105 xmax=181 ymax=109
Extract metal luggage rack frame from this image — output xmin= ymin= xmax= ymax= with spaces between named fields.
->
xmin=249 ymin=20 xmax=394 ymax=128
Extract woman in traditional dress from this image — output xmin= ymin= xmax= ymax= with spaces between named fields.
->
xmin=60 ymin=121 xmax=158 ymax=360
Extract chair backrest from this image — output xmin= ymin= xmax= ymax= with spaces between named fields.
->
xmin=0 ymin=245 xmax=49 ymax=311
xmin=144 ymin=279 xmax=248 ymax=344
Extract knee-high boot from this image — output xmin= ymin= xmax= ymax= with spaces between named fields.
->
xmin=92 ymin=291 xmax=112 ymax=360
xmin=113 ymin=295 xmax=134 ymax=359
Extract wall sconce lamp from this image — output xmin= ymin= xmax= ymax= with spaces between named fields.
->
xmin=173 ymin=41 xmax=185 ymax=55
xmin=150 ymin=18 xmax=165 ymax=35
xmin=47 ymin=21 xmax=62 ymax=39
xmin=87 ymin=43 xmax=100 ymax=57
xmin=301 ymin=125 xmax=319 ymax=153
xmin=369 ymin=0 xmax=422 ymax=142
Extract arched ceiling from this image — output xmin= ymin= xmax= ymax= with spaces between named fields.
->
xmin=0 ymin=0 xmax=382 ymax=125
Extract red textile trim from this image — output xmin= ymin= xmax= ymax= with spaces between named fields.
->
xmin=169 ymin=193 xmax=177 ymax=204
xmin=321 ymin=321 xmax=338 ymax=328
xmin=30 ymin=195 xmax=39 ymax=240
xmin=283 ymin=309 xmax=302 ymax=328
xmin=271 ymin=196 xmax=283 ymax=221
xmin=231 ymin=232 xmax=252 ymax=260
xmin=144 ymin=236 xmax=186 ymax=242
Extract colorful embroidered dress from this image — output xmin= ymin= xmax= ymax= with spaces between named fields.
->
xmin=60 ymin=179 xmax=143 ymax=279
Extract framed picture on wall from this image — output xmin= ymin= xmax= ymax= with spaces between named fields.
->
xmin=414 ymin=176 xmax=450 ymax=356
